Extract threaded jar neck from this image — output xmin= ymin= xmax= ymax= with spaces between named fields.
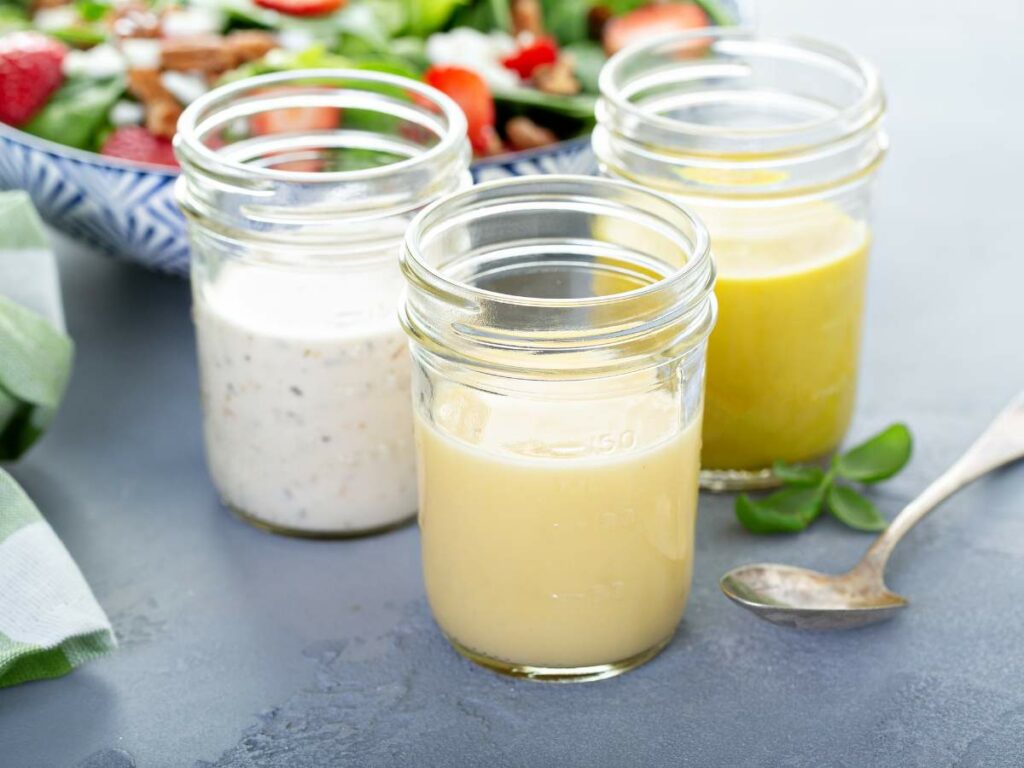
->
xmin=400 ymin=175 xmax=716 ymax=379
xmin=593 ymin=30 xmax=887 ymax=200
xmin=174 ymin=69 xmax=471 ymax=254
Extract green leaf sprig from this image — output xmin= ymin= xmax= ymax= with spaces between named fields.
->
xmin=735 ymin=424 xmax=913 ymax=535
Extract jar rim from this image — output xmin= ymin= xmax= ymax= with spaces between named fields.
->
xmin=598 ymin=28 xmax=885 ymax=153
xmin=399 ymin=174 xmax=716 ymax=377
xmin=175 ymin=68 xmax=468 ymax=185
xmin=402 ymin=174 xmax=712 ymax=311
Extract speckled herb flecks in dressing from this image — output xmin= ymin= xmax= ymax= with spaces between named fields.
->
xmin=194 ymin=261 xmax=416 ymax=534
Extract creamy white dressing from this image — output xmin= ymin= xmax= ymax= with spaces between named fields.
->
xmin=194 ymin=258 xmax=416 ymax=534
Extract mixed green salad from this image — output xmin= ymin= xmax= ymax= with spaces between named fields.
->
xmin=0 ymin=0 xmax=735 ymax=167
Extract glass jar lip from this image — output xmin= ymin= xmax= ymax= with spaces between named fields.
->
xmin=401 ymin=174 xmax=712 ymax=311
xmin=598 ymin=27 xmax=885 ymax=151
xmin=174 ymin=68 xmax=468 ymax=184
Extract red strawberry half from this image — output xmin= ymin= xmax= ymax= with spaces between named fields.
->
xmin=253 ymin=0 xmax=345 ymax=17
xmin=0 ymin=32 xmax=68 ymax=127
xmin=603 ymin=3 xmax=710 ymax=56
xmin=101 ymin=126 xmax=179 ymax=168
xmin=249 ymin=88 xmax=341 ymax=136
xmin=501 ymin=36 xmax=559 ymax=79
xmin=424 ymin=65 xmax=500 ymax=155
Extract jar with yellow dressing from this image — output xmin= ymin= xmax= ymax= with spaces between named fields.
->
xmin=400 ymin=176 xmax=715 ymax=681
xmin=593 ymin=30 xmax=888 ymax=490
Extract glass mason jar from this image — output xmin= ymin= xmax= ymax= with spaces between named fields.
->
xmin=593 ymin=30 xmax=888 ymax=490
xmin=175 ymin=70 xmax=470 ymax=536
xmin=400 ymin=176 xmax=716 ymax=681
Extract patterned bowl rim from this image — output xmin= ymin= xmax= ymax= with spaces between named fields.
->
xmin=0 ymin=120 xmax=180 ymax=175
xmin=0 ymin=122 xmax=592 ymax=176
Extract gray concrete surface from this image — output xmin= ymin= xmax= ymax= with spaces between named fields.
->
xmin=4 ymin=1 xmax=1024 ymax=765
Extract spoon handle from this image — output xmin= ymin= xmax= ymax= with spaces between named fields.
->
xmin=857 ymin=391 xmax=1024 ymax=576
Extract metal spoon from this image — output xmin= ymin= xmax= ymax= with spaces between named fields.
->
xmin=720 ymin=392 xmax=1024 ymax=629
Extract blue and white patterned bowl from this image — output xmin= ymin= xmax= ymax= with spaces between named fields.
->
xmin=0 ymin=126 xmax=596 ymax=277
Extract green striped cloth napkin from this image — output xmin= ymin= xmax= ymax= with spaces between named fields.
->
xmin=0 ymin=191 xmax=115 ymax=687
xmin=0 ymin=473 xmax=116 ymax=687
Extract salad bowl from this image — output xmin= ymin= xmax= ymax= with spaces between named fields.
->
xmin=0 ymin=0 xmax=744 ymax=275
xmin=0 ymin=123 xmax=594 ymax=276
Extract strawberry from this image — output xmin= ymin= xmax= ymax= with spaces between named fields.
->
xmin=247 ymin=87 xmax=341 ymax=172
xmin=101 ymin=126 xmax=179 ymax=168
xmin=249 ymin=98 xmax=340 ymax=137
xmin=423 ymin=65 xmax=499 ymax=155
xmin=603 ymin=3 xmax=710 ymax=56
xmin=501 ymin=36 xmax=559 ymax=79
xmin=0 ymin=32 xmax=68 ymax=127
xmin=253 ymin=0 xmax=344 ymax=17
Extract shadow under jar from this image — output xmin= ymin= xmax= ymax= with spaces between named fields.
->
xmin=593 ymin=30 xmax=888 ymax=491
xmin=174 ymin=69 xmax=471 ymax=537
xmin=400 ymin=175 xmax=716 ymax=681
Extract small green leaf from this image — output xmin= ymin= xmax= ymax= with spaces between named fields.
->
xmin=835 ymin=423 xmax=913 ymax=483
xmin=826 ymin=484 xmax=888 ymax=532
xmin=401 ymin=0 xmax=466 ymax=35
xmin=735 ymin=487 xmax=824 ymax=534
xmin=75 ymin=0 xmax=111 ymax=22
xmin=772 ymin=460 xmax=826 ymax=487
xmin=50 ymin=25 xmax=107 ymax=48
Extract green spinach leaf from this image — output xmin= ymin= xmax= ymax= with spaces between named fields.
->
xmin=22 ymin=76 xmax=125 ymax=151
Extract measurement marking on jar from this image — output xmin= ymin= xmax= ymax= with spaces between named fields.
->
xmin=593 ymin=430 xmax=636 ymax=454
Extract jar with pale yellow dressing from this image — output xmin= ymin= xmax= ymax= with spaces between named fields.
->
xmin=400 ymin=176 xmax=716 ymax=681
xmin=594 ymin=30 xmax=888 ymax=490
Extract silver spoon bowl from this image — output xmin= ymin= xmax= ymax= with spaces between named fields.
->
xmin=721 ymin=393 xmax=1024 ymax=630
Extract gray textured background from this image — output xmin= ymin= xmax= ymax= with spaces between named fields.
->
xmin=5 ymin=0 xmax=1024 ymax=765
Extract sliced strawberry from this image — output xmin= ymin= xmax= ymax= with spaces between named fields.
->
xmin=603 ymin=3 xmax=710 ymax=56
xmin=423 ymin=65 xmax=497 ymax=155
xmin=501 ymin=35 xmax=559 ymax=79
xmin=0 ymin=32 xmax=67 ymax=127
xmin=249 ymin=102 xmax=340 ymax=137
xmin=101 ymin=126 xmax=179 ymax=168
xmin=247 ymin=87 xmax=340 ymax=172
xmin=253 ymin=0 xmax=344 ymax=17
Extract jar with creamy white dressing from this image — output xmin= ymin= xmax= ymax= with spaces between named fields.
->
xmin=175 ymin=69 xmax=470 ymax=537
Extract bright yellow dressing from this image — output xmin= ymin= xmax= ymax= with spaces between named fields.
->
xmin=700 ymin=203 xmax=870 ymax=470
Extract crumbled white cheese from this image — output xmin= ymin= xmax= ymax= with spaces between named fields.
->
xmin=121 ymin=38 xmax=162 ymax=70
xmin=160 ymin=71 xmax=209 ymax=105
xmin=277 ymin=28 xmax=317 ymax=53
xmin=110 ymin=100 xmax=145 ymax=126
xmin=33 ymin=6 xmax=79 ymax=32
xmin=263 ymin=48 xmax=293 ymax=68
xmin=161 ymin=7 xmax=224 ymax=37
xmin=62 ymin=44 xmax=127 ymax=79
xmin=426 ymin=28 xmax=520 ymax=90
